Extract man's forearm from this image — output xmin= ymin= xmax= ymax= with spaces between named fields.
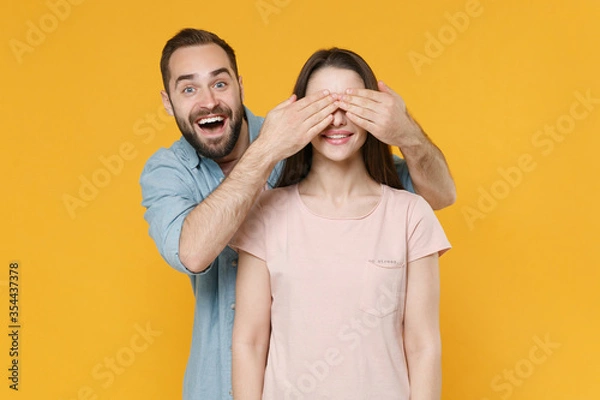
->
xmin=395 ymin=118 xmax=456 ymax=210
xmin=179 ymin=142 xmax=276 ymax=273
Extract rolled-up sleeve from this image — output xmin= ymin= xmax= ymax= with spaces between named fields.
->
xmin=393 ymin=155 xmax=414 ymax=193
xmin=140 ymin=149 xmax=198 ymax=275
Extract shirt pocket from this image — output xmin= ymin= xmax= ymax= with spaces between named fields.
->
xmin=359 ymin=261 xmax=406 ymax=318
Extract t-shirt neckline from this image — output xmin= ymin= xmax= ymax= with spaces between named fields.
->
xmin=293 ymin=183 xmax=386 ymax=221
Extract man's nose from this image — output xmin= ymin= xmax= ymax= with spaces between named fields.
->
xmin=197 ymin=89 xmax=218 ymax=110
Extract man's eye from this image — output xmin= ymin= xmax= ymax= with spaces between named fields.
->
xmin=214 ymin=82 xmax=226 ymax=89
xmin=183 ymin=87 xmax=195 ymax=94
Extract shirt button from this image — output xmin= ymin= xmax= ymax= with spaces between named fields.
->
xmin=232 ymin=260 xmax=238 ymax=267
xmin=231 ymin=303 xmax=236 ymax=310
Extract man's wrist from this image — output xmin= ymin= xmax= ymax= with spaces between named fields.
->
xmin=395 ymin=120 xmax=429 ymax=156
xmin=239 ymin=137 xmax=279 ymax=180
xmin=249 ymin=136 xmax=280 ymax=169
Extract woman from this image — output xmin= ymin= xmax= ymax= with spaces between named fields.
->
xmin=230 ymin=48 xmax=450 ymax=400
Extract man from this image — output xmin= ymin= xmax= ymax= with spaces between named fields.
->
xmin=140 ymin=28 xmax=456 ymax=399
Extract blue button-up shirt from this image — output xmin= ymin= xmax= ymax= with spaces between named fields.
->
xmin=140 ymin=107 xmax=414 ymax=399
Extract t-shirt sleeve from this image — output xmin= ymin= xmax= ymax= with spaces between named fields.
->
xmin=406 ymin=196 xmax=451 ymax=263
xmin=230 ymin=194 xmax=268 ymax=261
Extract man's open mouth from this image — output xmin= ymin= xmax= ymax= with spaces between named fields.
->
xmin=196 ymin=115 xmax=226 ymax=133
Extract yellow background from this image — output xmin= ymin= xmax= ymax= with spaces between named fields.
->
xmin=2 ymin=0 xmax=599 ymax=398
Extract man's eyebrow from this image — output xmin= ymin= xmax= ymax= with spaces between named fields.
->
xmin=174 ymin=68 xmax=233 ymax=87
xmin=210 ymin=67 xmax=233 ymax=78
xmin=174 ymin=73 xmax=197 ymax=86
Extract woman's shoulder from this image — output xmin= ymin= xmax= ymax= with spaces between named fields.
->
xmin=260 ymin=184 xmax=296 ymax=201
xmin=384 ymin=185 xmax=425 ymax=202
xmin=383 ymin=185 xmax=435 ymax=213
xmin=254 ymin=184 xmax=298 ymax=214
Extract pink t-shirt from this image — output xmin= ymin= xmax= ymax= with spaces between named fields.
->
xmin=231 ymin=184 xmax=451 ymax=399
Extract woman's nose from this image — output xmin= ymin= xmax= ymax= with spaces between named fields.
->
xmin=331 ymin=108 xmax=347 ymax=127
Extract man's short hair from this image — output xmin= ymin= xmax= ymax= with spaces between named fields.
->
xmin=160 ymin=28 xmax=238 ymax=93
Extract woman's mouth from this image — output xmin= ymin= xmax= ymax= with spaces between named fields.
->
xmin=321 ymin=132 xmax=353 ymax=144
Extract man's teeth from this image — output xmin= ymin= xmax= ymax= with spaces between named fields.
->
xmin=199 ymin=116 xmax=224 ymax=125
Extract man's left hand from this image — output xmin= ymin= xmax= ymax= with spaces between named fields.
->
xmin=338 ymin=81 xmax=418 ymax=147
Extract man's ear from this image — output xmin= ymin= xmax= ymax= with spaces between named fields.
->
xmin=238 ymin=75 xmax=244 ymax=101
xmin=161 ymin=90 xmax=174 ymax=116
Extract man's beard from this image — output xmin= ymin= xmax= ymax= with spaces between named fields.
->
xmin=175 ymin=103 xmax=244 ymax=160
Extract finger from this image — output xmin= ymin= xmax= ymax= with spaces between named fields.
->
xmin=296 ymin=93 xmax=337 ymax=120
xmin=302 ymin=101 xmax=339 ymax=136
xmin=337 ymin=100 xmax=378 ymax=123
xmin=340 ymin=91 xmax=384 ymax=116
xmin=344 ymin=87 xmax=386 ymax=104
xmin=345 ymin=110 xmax=377 ymax=133
xmin=294 ymin=90 xmax=332 ymax=111
xmin=377 ymin=81 xmax=406 ymax=108
xmin=306 ymin=113 xmax=334 ymax=140
xmin=272 ymin=94 xmax=297 ymax=110
xmin=377 ymin=80 xmax=397 ymax=96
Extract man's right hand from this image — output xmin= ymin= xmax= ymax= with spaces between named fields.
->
xmin=254 ymin=90 xmax=339 ymax=163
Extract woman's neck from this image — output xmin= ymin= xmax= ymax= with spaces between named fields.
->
xmin=298 ymin=154 xmax=382 ymax=218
